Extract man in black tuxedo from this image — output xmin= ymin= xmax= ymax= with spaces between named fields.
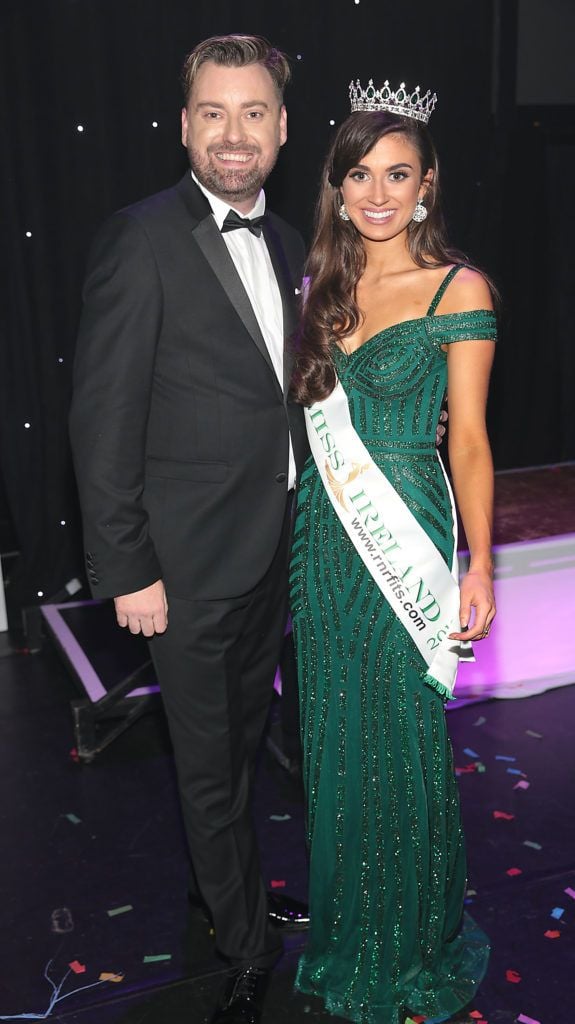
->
xmin=70 ymin=35 xmax=308 ymax=1023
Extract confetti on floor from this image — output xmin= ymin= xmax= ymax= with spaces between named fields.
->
xmin=0 ymin=959 xmax=119 ymax=1020
xmin=505 ymin=968 xmax=521 ymax=983
xmin=107 ymin=904 xmax=133 ymax=917
xmin=50 ymin=907 xmax=74 ymax=933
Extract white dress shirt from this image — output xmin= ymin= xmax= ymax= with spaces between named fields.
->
xmin=192 ymin=173 xmax=296 ymax=489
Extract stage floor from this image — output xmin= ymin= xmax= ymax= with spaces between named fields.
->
xmin=0 ymin=463 xmax=573 ymax=1023
xmin=0 ymin=640 xmax=573 ymax=1024
xmin=491 ymin=462 xmax=575 ymax=545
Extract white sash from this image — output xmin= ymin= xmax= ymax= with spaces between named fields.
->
xmin=305 ymin=380 xmax=473 ymax=698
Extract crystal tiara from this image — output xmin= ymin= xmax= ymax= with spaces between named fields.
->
xmin=349 ymin=78 xmax=438 ymax=124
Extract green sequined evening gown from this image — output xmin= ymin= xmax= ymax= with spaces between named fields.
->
xmin=289 ymin=268 xmax=497 ymax=1024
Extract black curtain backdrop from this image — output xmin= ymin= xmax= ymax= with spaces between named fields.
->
xmin=0 ymin=0 xmax=573 ymax=611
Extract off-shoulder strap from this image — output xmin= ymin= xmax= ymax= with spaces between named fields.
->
xmin=426 ymin=309 xmax=498 ymax=345
xmin=427 ymin=264 xmax=465 ymax=316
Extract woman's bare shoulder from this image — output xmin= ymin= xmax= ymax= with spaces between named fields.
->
xmin=438 ymin=265 xmax=494 ymax=314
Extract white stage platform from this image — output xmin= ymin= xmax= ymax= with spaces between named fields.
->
xmin=454 ymin=532 xmax=575 ymax=701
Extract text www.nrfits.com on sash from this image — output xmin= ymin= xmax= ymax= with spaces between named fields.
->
xmin=350 ymin=516 xmax=427 ymax=632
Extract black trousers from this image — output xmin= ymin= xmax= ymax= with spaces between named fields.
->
xmin=149 ymin=497 xmax=292 ymax=968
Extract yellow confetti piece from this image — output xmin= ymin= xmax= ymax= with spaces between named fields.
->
xmin=99 ymin=972 xmax=124 ymax=983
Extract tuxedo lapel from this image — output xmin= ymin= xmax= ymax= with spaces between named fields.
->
xmin=176 ymin=173 xmax=278 ymax=381
xmin=262 ymin=220 xmax=299 ymax=397
xmin=191 ymin=217 xmax=277 ymax=381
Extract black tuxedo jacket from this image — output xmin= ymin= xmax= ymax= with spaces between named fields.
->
xmin=70 ymin=173 xmax=308 ymax=601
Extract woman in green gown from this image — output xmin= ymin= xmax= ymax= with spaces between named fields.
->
xmin=289 ymin=89 xmax=497 ymax=1024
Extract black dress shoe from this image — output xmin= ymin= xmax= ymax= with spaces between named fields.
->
xmin=188 ymin=890 xmax=310 ymax=932
xmin=210 ymin=965 xmax=269 ymax=1023
xmin=266 ymin=891 xmax=309 ymax=931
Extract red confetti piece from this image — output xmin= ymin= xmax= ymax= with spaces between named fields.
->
xmin=506 ymin=969 xmax=522 ymax=983
xmin=270 ymin=879 xmax=286 ymax=888
xmin=69 ymin=960 xmax=86 ymax=974
xmin=544 ymin=929 xmax=561 ymax=939
xmin=455 ymin=765 xmax=476 ymax=774
xmin=411 ymin=1017 xmax=426 ymax=1023
xmin=493 ymin=811 xmax=515 ymax=820
xmin=69 ymin=747 xmax=80 ymax=763
xmin=506 ymin=867 xmax=522 ymax=876
xmin=469 ymin=1014 xmax=484 ymax=1021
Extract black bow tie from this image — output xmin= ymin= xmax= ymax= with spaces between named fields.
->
xmin=221 ymin=210 xmax=266 ymax=237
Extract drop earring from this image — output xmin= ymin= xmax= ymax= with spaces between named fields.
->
xmin=339 ymin=202 xmax=350 ymax=221
xmin=412 ymin=197 xmax=428 ymax=223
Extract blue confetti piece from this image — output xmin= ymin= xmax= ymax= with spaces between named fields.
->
xmin=507 ymin=768 xmax=524 ymax=776
xmin=496 ymin=755 xmax=516 ymax=762
xmin=463 ymin=747 xmax=480 ymax=759
xmin=551 ymin=907 xmax=564 ymax=919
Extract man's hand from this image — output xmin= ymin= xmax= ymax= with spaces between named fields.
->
xmin=436 ymin=408 xmax=448 ymax=446
xmin=114 ymin=580 xmax=168 ymax=636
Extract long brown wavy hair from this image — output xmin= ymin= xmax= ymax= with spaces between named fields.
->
xmin=292 ymin=111 xmax=483 ymax=406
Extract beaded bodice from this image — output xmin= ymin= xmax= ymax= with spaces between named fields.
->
xmin=331 ymin=307 xmax=497 ymax=456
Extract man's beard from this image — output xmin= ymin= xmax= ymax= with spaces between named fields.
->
xmin=187 ymin=142 xmax=279 ymax=204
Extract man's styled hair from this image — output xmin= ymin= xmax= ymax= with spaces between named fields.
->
xmin=181 ymin=34 xmax=291 ymax=104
